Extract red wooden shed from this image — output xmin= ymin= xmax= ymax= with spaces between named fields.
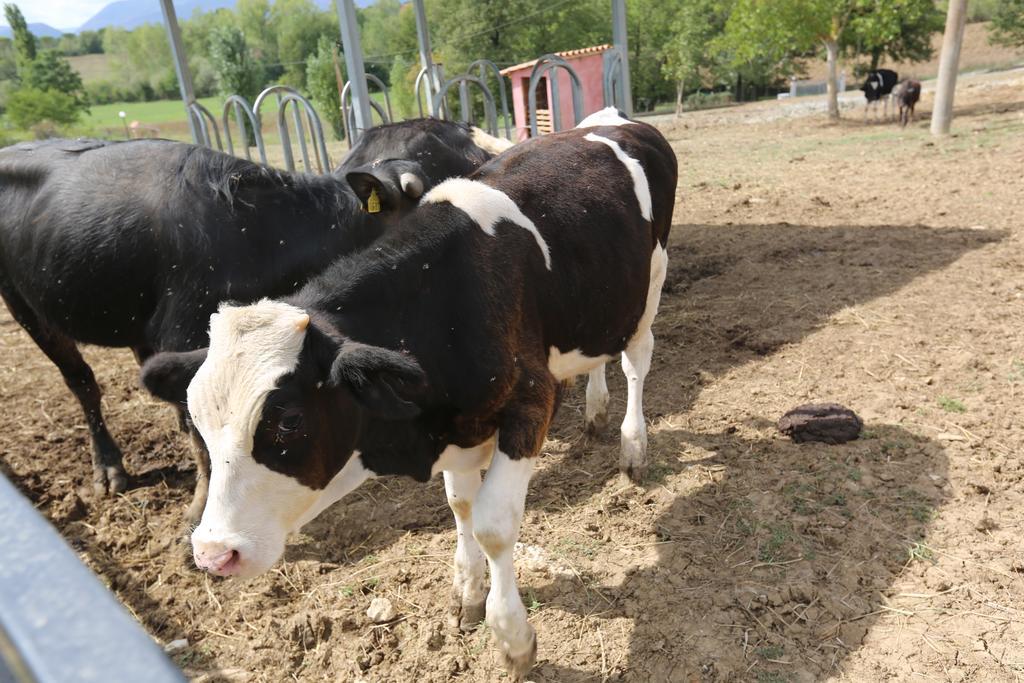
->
xmin=500 ymin=44 xmax=612 ymax=142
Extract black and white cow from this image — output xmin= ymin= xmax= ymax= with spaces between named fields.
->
xmin=893 ymin=79 xmax=922 ymax=127
xmin=140 ymin=108 xmax=677 ymax=679
xmin=0 ymin=119 xmax=499 ymax=519
xmin=862 ymin=69 xmax=899 ymax=121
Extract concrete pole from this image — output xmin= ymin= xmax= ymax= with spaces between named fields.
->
xmin=335 ymin=0 xmax=372 ymax=139
xmin=610 ymin=0 xmax=633 ymax=116
xmin=158 ymin=0 xmax=199 ymax=144
xmin=930 ymin=0 xmax=968 ymax=136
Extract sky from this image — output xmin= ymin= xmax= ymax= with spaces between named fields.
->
xmin=0 ymin=0 xmax=111 ymax=29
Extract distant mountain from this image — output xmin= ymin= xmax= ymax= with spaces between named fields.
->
xmin=0 ymin=22 xmax=67 ymax=38
xmin=77 ymin=0 xmax=236 ymax=32
xmin=77 ymin=0 xmax=375 ymax=33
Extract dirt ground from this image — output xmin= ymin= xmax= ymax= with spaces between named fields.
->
xmin=2 ymin=69 xmax=1023 ymax=683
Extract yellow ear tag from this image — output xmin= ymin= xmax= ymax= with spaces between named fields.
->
xmin=366 ymin=187 xmax=381 ymax=213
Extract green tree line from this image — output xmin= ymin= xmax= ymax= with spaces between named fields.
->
xmin=2 ymin=0 xmax=1023 ymax=136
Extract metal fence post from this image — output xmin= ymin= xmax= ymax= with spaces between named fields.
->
xmin=334 ymin=0 xmax=372 ymax=142
xmin=610 ymin=0 xmax=633 ymax=115
xmin=158 ymin=0 xmax=200 ymax=145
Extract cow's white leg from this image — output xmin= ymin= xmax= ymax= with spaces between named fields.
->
xmin=443 ymin=468 xmax=487 ymax=631
xmin=584 ymin=363 xmax=609 ymax=434
xmin=620 ymin=246 xmax=666 ymax=481
xmin=620 ymin=328 xmax=653 ymax=481
xmin=473 ymin=449 xmax=536 ymax=680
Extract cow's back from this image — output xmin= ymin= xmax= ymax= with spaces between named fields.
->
xmin=0 ymin=139 xmax=349 ymax=348
xmin=465 ymin=122 xmax=677 ymax=360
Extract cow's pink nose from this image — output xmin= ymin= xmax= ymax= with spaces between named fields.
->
xmin=194 ymin=547 xmax=241 ymax=576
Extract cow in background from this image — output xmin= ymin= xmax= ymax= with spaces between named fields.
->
xmin=862 ymin=69 xmax=899 ymax=121
xmin=893 ymin=79 xmax=922 ymax=127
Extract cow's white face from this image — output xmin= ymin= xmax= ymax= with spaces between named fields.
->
xmin=187 ymin=300 xmax=320 ymax=578
xmin=181 ymin=299 xmax=426 ymax=579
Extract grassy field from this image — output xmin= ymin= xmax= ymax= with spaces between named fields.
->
xmin=82 ymin=96 xmax=222 ymax=136
xmin=66 ymin=53 xmax=116 ymax=83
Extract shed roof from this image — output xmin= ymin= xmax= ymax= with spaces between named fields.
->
xmin=499 ymin=44 xmax=612 ymax=76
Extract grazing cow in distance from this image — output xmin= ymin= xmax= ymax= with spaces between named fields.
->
xmin=0 ymin=119 xmax=498 ymax=522
xmin=893 ymin=79 xmax=922 ymax=127
xmin=140 ymin=108 xmax=677 ymax=679
xmin=862 ymin=69 xmax=899 ymax=121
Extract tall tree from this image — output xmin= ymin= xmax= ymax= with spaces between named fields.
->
xmin=3 ymin=3 xmax=36 ymax=78
xmin=24 ymin=50 xmax=88 ymax=109
xmin=662 ymin=0 xmax=732 ymax=114
xmin=844 ymin=0 xmax=943 ymax=72
xmin=723 ymin=0 xmax=941 ymax=120
xmin=305 ymin=35 xmax=345 ymax=140
xmin=724 ymin=0 xmax=847 ymax=119
xmin=270 ymin=0 xmax=336 ymax=87
xmin=208 ymin=25 xmax=264 ymax=101
xmin=989 ymin=0 xmax=1024 ymax=47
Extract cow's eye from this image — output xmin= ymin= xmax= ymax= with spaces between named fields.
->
xmin=277 ymin=408 xmax=304 ymax=437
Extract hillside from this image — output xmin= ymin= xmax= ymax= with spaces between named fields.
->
xmin=0 ymin=22 xmax=66 ymax=38
xmin=77 ymin=0 xmax=373 ymax=32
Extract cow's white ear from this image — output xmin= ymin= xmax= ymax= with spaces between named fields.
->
xmin=328 ymin=342 xmax=426 ymax=420
xmin=399 ymin=172 xmax=424 ymax=199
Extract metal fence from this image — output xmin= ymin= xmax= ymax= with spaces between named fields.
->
xmin=0 ymin=473 xmax=186 ymax=683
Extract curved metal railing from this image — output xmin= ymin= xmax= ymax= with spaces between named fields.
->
xmin=253 ymin=85 xmax=331 ymax=173
xmin=602 ymin=48 xmax=625 ymax=110
xmin=187 ymin=100 xmax=222 ymax=150
xmin=467 ymin=59 xmax=511 ymax=139
xmin=527 ymin=54 xmax=584 ymax=137
xmin=221 ymin=95 xmax=267 ymax=164
xmin=432 ymin=74 xmax=498 ymax=136
xmin=341 ymin=73 xmax=392 ymax=148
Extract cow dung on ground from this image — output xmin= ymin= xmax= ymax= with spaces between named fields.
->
xmin=777 ymin=403 xmax=863 ymax=444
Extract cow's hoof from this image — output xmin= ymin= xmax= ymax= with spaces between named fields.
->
xmin=619 ymin=435 xmax=648 ymax=483
xmin=93 ymin=465 xmax=128 ymax=497
xmin=584 ymin=410 xmax=609 ymax=437
xmin=500 ymin=628 xmax=537 ymax=682
xmin=448 ymin=595 xmax=485 ymax=632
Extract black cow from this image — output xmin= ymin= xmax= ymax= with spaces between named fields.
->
xmin=140 ymin=108 xmax=677 ymax=679
xmin=893 ymin=79 xmax=922 ymax=127
xmin=861 ymin=68 xmax=899 ymax=121
xmin=0 ymin=119 xmax=498 ymax=521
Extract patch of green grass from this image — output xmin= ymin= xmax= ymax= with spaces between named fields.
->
xmin=555 ymin=536 xmax=600 ymax=559
xmin=824 ymin=492 xmax=847 ymax=507
xmin=527 ymin=589 xmax=543 ymax=614
xmin=758 ymin=524 xmax=792 ymax=563
xmin=82 ymin=96 xmax=222 ymax=129
xmin=937 ymin=396 xmax=967 ymax=413
xmin=911 ymin=504 xmax=936 ymax=523
xmin=755 ymin=644 xmax=785 ymax=660
xmin=756 ymin=671 xmax=789 ymax=683
xmin=1009 ymin=359 xmax=1024 ymax=383
xmin=847 ymin=467 xmax=862 ymax=482
xmin=907 ymin=542 xmax=934 ymax=563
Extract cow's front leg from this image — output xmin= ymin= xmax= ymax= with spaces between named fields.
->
xmin=443 ymin=469 xmax=487 ymax=631
xmin=474 ymin=448 xmax=536 ymax=679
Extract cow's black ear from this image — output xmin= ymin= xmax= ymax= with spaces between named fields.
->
xmin=346 ymin=160 xmax=427 ymax=213
xmin=329 ymin=342 xmax=426 ymax=420
xmin=140 ymin=349 xmax=208 ymax=405
xmin=346 ymin=169 xmax=393 ymax=212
